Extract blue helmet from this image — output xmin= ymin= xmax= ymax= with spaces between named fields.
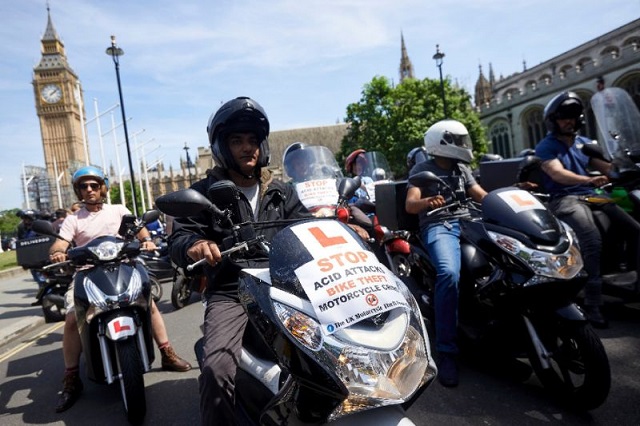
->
xmin=72 ymin=166 xmax=109 ymax=200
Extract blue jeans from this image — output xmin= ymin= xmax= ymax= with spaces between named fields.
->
xmin=421 ymin=220 xmax=461 ymax=355
xmin=550 ymin=196 xmax=603 ymax=306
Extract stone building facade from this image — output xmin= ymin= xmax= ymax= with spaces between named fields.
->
xmin=141 ymin=124 xmax=349 ymax=204
xmin=475 ymin=18 xmax=640 ymax=158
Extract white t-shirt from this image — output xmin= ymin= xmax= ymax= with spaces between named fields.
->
xmin=59 ymin=204 xmax=131 ymax=247
xmin=238 ymin=183 xmax=259 ymax=219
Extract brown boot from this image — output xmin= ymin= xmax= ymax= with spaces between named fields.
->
xmin=55 ymin=372 xmax=83 ymax=413
xmin=160 ymin=345 xmax=192 ymax=372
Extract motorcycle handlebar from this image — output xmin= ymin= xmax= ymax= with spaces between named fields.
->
xmin=42 ymin=260 xmax=73 ymax=271
xmin=186 ymin=237 xmax=267 ymax=271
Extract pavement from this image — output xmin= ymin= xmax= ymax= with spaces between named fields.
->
xmin=0 ymin=267 xmax=47 ymax=348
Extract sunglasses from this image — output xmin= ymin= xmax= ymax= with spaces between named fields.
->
xmin=79 ymin=182 xmax=101 ymax=191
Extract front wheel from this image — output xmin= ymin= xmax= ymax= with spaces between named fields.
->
xmin=390 ymin=253 xmax=412 ymax=277
xmin=115 ymin=338 xmax=147 ymax=424
xmin=528 ymin=322 xmax=610 ymax=410
xmin=171 ymin=275 xmax=193 ymax=310
xmin=150 ymin=275 xmax=163 ymax=303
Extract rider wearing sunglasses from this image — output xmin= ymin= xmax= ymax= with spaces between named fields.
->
xmin=48 ymin=166 xmax=192 ymax=413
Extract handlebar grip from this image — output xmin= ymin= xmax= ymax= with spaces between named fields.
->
xmin=186 ymin=258 xmax=207 ymax=272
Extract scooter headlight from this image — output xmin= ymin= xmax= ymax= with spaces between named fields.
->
xmin=88 ymin=241 xmax=124 ymax=261
xmin=82 ymin=268 xmax=144 ymax=322
xmin=273 ymin=301 xmax=323 ymax=351
xmin=488 ymin=222 xmax=583 ymax=283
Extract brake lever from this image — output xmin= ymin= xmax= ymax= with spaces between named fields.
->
xmin=186 ymin=241 xmax=250 ymax=271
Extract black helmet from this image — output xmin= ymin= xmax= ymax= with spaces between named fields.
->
xmin=21 ymin=209 xmax=37 ymax=221
xmin=283 ymin=142 xmax=314 ymax=181
xmin=406 ymin=146 xmax=428 ymax=170
xmin=543 ymin=91 xmax=584 ymax=134
xmin=206 ymin=96 xmax=270 ymax=173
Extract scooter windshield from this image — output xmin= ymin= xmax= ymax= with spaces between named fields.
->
xmin=591 ymin=87 xmax=640 ymax=172
xmin=283 ymin=145 xmax=343 ymax=212
xmin=359 ymin=151 xmax=394 ymax=203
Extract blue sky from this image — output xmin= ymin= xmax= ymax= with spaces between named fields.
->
xmin=0 ymin=0 xmax=638 ymax=211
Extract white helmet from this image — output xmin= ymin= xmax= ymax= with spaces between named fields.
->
xmin=424 ymin=119 xmax=473 ymax=163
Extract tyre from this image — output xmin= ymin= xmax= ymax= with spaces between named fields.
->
xmin=400 ymin=275 xmax=433 ymax=325
xmin=150 ymin=275 xmax=163 ymax=303
xmin=171 ymin=275 xmax=193 ymax=310
xmin=41 ymin=287 xmax=66 ymax=323
xmin=528 ymin=322 xmax=610 ymax=410
xmin=390 ymin=253 xmax=412 ymax=277
xmin=115 ymin=338 xmax=147 ymax=425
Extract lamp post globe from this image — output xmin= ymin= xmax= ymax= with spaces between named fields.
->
xmin=106 ymin=35 xmax=139 ymax=216
xmin=432 ymin=44 xmax=448 ymax=118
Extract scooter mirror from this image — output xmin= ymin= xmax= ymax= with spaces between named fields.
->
xmin=31 ymin=219 xmax=57 ymax=237
xmin=337 ymin=176 xmax=360 ymax=201
xmin=155 ymin=189 xmax=213 ymax=218
xmin=207 ymin=180 xmax=247 ymax=224
xmin=31 ymin=219 xmax=72 ymax=243
xmin=581 ymin=143 xmax=608 ymax=162
xmin=141 ymin=209 xmax=160 ymax=225
xmin=408 ymin=171 xmax=448 ymax=189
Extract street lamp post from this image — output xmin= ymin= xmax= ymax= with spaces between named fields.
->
xmin=183 ymin=142 xmax=194 ymax=186
xmin=106 ymin=35 xmax=139 ymax=216
xmin=433 ymin=44 xmax=448 ymax=118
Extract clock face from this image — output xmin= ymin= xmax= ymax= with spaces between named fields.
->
xmin=41 ymin=84 xmax=62 ymax=104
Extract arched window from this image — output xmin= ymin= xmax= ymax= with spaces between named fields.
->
xmin=620 ymin=74 xmax=640 ymax=111
xmin=576 ymin=91 xmax=596 ymax=140
xmin=490 ymin=121 xmax=511 ymax=158
xmin=539 ymin=74 xmax=552 ymax=85
xmin=523 ymin=108 xmax=545 ymax=148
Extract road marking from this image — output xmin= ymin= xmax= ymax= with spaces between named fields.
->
xmin=0 ymin=322 xmax=64 ymax=363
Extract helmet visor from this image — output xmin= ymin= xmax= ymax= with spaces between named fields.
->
xmin=555 ymin=101 xmax=582 ymax=119
xmin=442 ymin=131 xmax=471 ymax=148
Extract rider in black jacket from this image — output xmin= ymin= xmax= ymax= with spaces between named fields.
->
xmin=168 ymin=97 xmax=310 ymax=425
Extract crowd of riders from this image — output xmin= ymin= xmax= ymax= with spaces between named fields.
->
xmin=16 ymin=85 xmax=635 ymax=421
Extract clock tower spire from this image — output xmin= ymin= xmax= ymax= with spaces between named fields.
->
xmin=32 ymin=5 xmax=89 ymax=209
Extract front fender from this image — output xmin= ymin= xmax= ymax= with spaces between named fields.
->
xmin=554 ymin=303 xmax=587 ymax=322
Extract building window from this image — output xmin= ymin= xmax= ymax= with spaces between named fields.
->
xmin=490 ymin=122 xmax=511 ymax=158
xmin=621 ymin=75 xmax=640 ymax=111
xmin=524 ymin=109 xmax=545 ymax=148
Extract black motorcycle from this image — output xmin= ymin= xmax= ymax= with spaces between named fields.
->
xmin=33 ymin=210 xmax=161 ymax=425
xmin=170 ymin=262 xmax=206 ymax=310
xmin=406 ymin=171 xmax=610 ymax=411
xmin=156 ymin=183 xmax=437 ymax=425
xmin=36 ymin=262 xmax=73 ymax=322
xmin=16 ymin=224 xmax=72 ymax=322
xmin=137 ymin=243 xmax=170 ymax=303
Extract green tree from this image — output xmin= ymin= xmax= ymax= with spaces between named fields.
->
xmin=0 ymin=209 xmax=22 ymax=238
xmin=110 ymin=180 xmax=144 ymax=215
xmin=338 ymin=76 xmax=488 ymax=178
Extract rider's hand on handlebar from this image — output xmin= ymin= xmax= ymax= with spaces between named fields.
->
xmin=188 ymin=239 xmax=222 ymax=267
xmin=347 ymin=223 xmax=370 ymax=241
xmin=49 ymin=251 xmax=67 ymax=264
xmin=589 ymin=175 xmax=609 ymax=187
xmin=426 ymin=195 xmax=446 ymax=211
xmin=141 ymin=240 xmax=157 ymax=251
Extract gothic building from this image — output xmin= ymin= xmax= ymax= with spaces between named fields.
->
xmin=399 ymin=33 xmax=415 ymax=83
xmin=475 ymin=18 xmax=640 ymax=158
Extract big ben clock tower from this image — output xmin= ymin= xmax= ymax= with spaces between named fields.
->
xmin=32 ymin=7 xmax=89 ymax=209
